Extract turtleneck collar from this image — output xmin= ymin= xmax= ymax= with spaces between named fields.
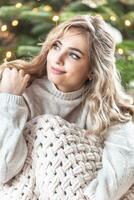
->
xmin=43 ymin=76 xmax=88 ymax=101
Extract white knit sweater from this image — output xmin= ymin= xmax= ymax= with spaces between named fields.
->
xmin=0 ymin=76 xmax=134 ymax=200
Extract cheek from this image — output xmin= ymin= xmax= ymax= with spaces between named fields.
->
xmin=46 ymin=52 xmax=51 ymax=62
xmin=46 ymin=55 xmax=54 ymax=69
xmin=71 ymin=61 xmax=89 ymax=74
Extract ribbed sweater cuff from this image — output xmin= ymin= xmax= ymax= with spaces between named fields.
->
xmin=0 ymin=93 xmax=25 ymax=105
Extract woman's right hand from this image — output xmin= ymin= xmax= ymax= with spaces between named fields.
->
xmin=0 ymin=67 xmax=30 ymax=96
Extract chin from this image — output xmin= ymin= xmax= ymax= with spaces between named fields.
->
xmin=47 ymin=72 xmax=61 ymax=84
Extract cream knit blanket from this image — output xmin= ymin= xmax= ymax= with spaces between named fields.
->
xmin=0 ymin=114 xmax=133 ymax=200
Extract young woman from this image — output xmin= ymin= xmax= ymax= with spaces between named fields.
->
xmin=0 ymin=15 xmax=134 ymax=200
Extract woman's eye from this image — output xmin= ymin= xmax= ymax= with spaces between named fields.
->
xmin=52 ymin=43 xmax=60 ymax=50
xmin=70 ymin=53 xmax=80 ymax=60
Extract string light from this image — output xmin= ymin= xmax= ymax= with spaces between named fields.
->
xmin=124 ymin=20 xmax=131 ymax=26
xmin=44 ymin=5 xmax=52 ymax=12
xmin=15 ymin=3 xmax=22 ymax=8
xmin=1 ymin=25 xmax=7 ymax=32
xmin=52 ymin=15 xmax=59 ymax=22
xmin=12 ymin=20 xmax=19 ymax=27
xmin=117 ymin=48 xmax=124 ymax=55
xmin=110 ymin=16 xmax=116 ymax=21
xmin=6 ymin=51 xmax=12 ymax=59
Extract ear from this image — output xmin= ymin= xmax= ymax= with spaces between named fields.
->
xmin=87 ymin=71 xmax=94 ymax=81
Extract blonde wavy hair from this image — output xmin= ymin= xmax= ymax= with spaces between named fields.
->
xmin=0 ymin=15 xmax=134 ymax=134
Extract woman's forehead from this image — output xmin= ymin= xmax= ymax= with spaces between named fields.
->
xmin=63 ymin=26 xmax=89 ymax=37
xmin=58 ymin=28 xmax=90 ymax=52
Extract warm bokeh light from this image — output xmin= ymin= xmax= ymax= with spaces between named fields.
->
xmin=15 ymin=3 xmax=22 ymax=8
xmin=110 ymin=16 xmax=116 ymax=21
xmin=118 ymin=48 xmax=124 ymax=55
xmin=1 ymin=25 xmax=7 ymax=32
xmin=6 ymin=51 xmax=12 ymax=58
xmin=12 ymin=20 xmax=19 ymax=27
xmin=32 ymin=7 xmax=39 ymax=12
xmin=124 ymin=20 xmax=131 ymax=26
xmin=127 ymin=56 xmax=132 ymax=61
xmin=44 ymin=5 xmax=52 ymax=12
xmin=52 ymin=15 xmax=59 ymax=22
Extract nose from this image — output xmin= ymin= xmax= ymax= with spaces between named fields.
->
xmin=55 ymin=51 xmax=65 ymax=66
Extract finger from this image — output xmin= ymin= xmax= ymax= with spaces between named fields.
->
xmin=22 ymin=74 xmax=30 ymax=88
xmin=2 ymin=67 xmax=11 ymax=77
xmin=23 ymin=74 xmax=30 ymax=83
xmin=19 ymin=69 xmax=25 ymax=77
xmin=3 ymin=67 xmax=11 ymax=73
xmin=9 ymin=68 xmax=18 ymax=77
xmin=24 ymin=74 xmax=30 ymax=80
xmin=12 ymin=68 xmax=18 ymax=73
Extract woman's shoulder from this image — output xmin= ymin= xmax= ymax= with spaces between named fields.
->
xmin=104 ymin=120 xmax=134 ymax=149
xmin=108 ymin=120 xmax=134 ymax=134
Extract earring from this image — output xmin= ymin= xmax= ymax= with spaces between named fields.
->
xmin=88 ymin=72 xmax=94 ymax=81
xmin=88 ymin=77 xmax=92 ymax=81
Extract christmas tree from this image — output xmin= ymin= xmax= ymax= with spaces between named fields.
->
xmin=0 ymin=0 xmax=133 ymax=88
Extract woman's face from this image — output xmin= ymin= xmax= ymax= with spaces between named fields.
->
xmin=46 ymin=28 xmax=90 ymax=92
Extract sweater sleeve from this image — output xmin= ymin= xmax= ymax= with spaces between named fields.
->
xmin=83 ymin=120 xmax=134 ymax=200
xmin=0 ymin=93 xmax=29 ymax=184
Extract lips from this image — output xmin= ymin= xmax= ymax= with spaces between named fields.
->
xmin=51 ymin=66 xmax=66 ymax=75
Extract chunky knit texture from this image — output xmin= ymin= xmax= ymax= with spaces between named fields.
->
xmin=0 ymin=114 xmax=133 ymax=200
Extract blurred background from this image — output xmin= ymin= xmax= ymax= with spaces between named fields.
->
xmin=0 ymin=0 xmax=134 ymax=92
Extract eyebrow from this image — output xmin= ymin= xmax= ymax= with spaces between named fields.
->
xmin=56 ymin=40 xmax=84 ymax=55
